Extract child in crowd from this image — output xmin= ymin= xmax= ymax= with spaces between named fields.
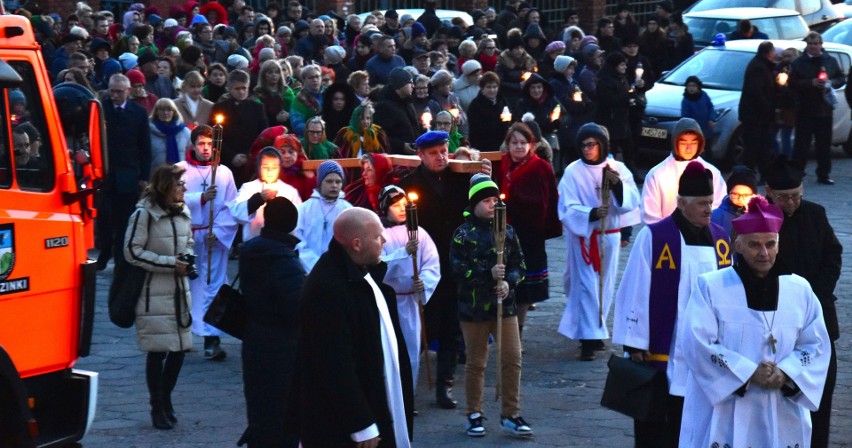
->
xmin=294 ymin=160 xmax=352 ymax=272
xmin=449 ymin=174 xmax=530 ymax=439
xmin=680 ymin=75 xmax=715 ymax=143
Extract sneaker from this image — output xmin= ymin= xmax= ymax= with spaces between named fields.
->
xmin=501 ymin=415 xmax=533 ymax=437
xmin=466 ymin=413 xmax=486 ymax=437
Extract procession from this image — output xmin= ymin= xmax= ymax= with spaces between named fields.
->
xmin=7 ymin=0 xmax=849 ymax=446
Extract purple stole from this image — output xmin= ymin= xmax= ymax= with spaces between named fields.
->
xmin=647 ymin=215 xmax=730 ymax=372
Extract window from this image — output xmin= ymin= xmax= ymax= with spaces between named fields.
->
xmin=8 ymin=61 xmax=54 ymax=191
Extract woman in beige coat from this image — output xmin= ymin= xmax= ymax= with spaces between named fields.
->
xmin=124 ymin=164 xmax=193 ymax=430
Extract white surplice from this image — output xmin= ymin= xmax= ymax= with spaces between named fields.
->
xmin=176 ymin=161 xmax=238 ymax=336
xmin=640 ymin=155 xmax=726 ymax=224
xmin=556 ymin=158 xmax=640 ymax=340
xmin=228 ymin=179 xmax=303 ymax=242
xmin=612 ymin=226 xmax=719 ymax=396
xmin=381 ymin=224 xmax=441 ymax=391
xmin=293 ymin=190 xmax=352 ymax=273
xmin=679 ymin=268 xmax=830 ymax=448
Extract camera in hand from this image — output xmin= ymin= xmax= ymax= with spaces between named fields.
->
xmin=177 ymin=253 xmax=199 ymax=280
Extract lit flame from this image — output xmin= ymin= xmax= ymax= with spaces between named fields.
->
xmin=408 ymin=192 xmax=418 ymax=202
xmin=521 ymin=71 xmax=532 ymax=82
xmin=215 ymin=114 xmax=224 ymax=124
xmin=449 ymin=108 xmax=459 ymax=118
xmin=818 ymin=70 xmax=828 ymax=82
xmin=777 ymin=72 xmax=788 ymax=86
xmin=549 ymin=104 xmax=561 ymax=121
xmin=500 ymin=106 xmax=512 ymax=122
xmin=572 ymin=89 xmax=582 ymax=102
xmin=635 ymin=66 xmax=644 ymax=82
xmin=421 ymin=110 xmax=432 ymax=129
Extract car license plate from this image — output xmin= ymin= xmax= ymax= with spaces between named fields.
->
xmin=641 ymin=127 xmax=667 ymax=139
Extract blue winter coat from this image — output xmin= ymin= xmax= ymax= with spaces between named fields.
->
xmin=681 ymin=91 xmax=715 ymax=139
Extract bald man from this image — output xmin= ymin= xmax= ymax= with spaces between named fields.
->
xmin=291 ymin=209 xmax=414 ymax=448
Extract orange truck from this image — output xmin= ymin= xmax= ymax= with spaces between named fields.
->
xmin=0 ymin=14 xmax=106 ymax=447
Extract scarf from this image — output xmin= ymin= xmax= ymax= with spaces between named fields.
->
xmin=296 ymin=87 xmax=322 ymax=116
xmin=342 ymin=104 xmax=382 ymax=157
xmin=154 ymin=119 xmax=186 ymax=164
xmin=479 ymin=52 xmax=498 ymax=71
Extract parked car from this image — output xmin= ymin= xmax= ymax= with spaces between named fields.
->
xmin=823 ymin=18 xmax=852 ymax=46
xmin=684 ymin=0 xmax=842 ymax=32
xmin=638 ymin=39 xmax=852 ymax=166
xmin=833 ymin=0 xmax=852 ymax=19
xmin=684 ymin=8 xmax=809 ymax=49
xmin=357 ymin=9 xmax=473 ymax=29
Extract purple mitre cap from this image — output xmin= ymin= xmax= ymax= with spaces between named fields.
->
xmin=732 ymin=196 xmax=784 ymax=235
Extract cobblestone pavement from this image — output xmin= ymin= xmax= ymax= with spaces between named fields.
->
xmin=79 ymin=153 xmax=852 ymax=447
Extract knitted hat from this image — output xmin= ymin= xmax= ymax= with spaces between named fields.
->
xmin=264 ymin=197 xmax=299 ymax=233
xmin=317 ymin=160 xmax=345 ymax=184
xmin=258 ymin=47 xmax=276 ymax=62
xmin=605 ymin=52 xmax=627 ymax=68
xmin=164 ymin=18 xmax=178 ymax=28
xmin=765 ymin=157 xmax=805 ymax=190
xmin=554 ymin=55 xmax=576 ymax=73
xmin=137 ymin=49 xmax=158 ymax=68
xmin=400 ymin=14 xmax=414 ymax=25
xmin=388 ymin=67 xmax=413 ymax=90
xmin=726 ymin=166 xmax=758 ymax=193
xmin=412 ymin=22 xmax=427 ymax=37
xmin=575 ymin=122 xmax=610 ymax=165
xmin=119 ymin=52 xmax=139 ymax=70
xmin=181 ymin=45 xmax=203 ymax=64
xmin=521 ymin=113 xmax=543 ymax=142
xmin=190 ymin=14 xmax=208 ymax=25
xmin=732 ymin=196 xmax=784 ymax=235
xmin=89 ymin=38 xmax=111 ymax=54
xmin=468 ymin=173 xmax=499 ymax=208
xmin=545 ymin=40 xmax=566 ymax=54
xmin=8 ymin=89 xmax=24 ymax=105
xmin=462 ymin=59 xmax=482 ymax=76
xmin=227 ymin=54 xmax=249 ymax=70
xmin=678 ymin=161 xmax=714 ymax=197
xmin=325 ymin=45 xmax=346 ymax=64
xmin=385 ymin=9 xmax=399 ymax=19
xmin=580 ymin=35 xmax=599 ymax=48
xmin=125 ymin=69 xmax=145 ymax=86
xmin=148 ymin=14 xmax=163 ymax=27
xmin=379 ymin=185 xmax=406 ymax=214
xmin=507 ymin=32 xmax=524 ymax=50
xmin=430 ymin=70 xmax=454 ymax=88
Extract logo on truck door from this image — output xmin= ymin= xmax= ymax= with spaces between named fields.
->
xmin=0 ymin=223 xmax=29 ymax=295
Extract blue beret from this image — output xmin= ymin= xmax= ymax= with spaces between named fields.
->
xmin=415 ymin=130 xmax=450 ymax=149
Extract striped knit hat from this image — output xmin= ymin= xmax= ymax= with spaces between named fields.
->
xmin=468 ymin=173 xmax=499 ymax=208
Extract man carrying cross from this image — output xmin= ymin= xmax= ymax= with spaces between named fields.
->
xmin=678 ymin=196 xmax=830 ymax=447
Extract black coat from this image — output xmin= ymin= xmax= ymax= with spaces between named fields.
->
xmin=789 ymin=50 xmax=843 ymax=118
xmin=770 ymin=200 xmax=843 ymax=341
xmin=373 ymin=86 xmax=420 ymax=154
xmin=739 ymin=55 xmax=776 ymax=126
xmin=468 ymin=93 xmax=511 ymax=152
xmin=210 ymin=97 xmax=269 ymax=185
xmin=594 ymin=66 xmax=632 ymax=140
xmin=104 ymin=101 xmax=151 ymax=195
xmin=239 ymin=229 xmax=306 ymax=447
xmin=291 ymin=240 xmax=414 ymax=447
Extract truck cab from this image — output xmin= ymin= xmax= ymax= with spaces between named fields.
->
xmin=0 ymin=14 xmax=106 ymax=447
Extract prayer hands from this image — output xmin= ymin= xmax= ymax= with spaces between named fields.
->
xmin=405 ymin=239 xmax=418 ymax=255
xmin=202 ymin=185 xmax=217 ymax=202
xmin=495 ymin=280 xmax=509 ymax=301
xmin=750 ymin=361 xmax=788 ymax=390
xmin=261 ymin=188 xmax=278 ymax=201
xmin=491 ymin=263 xmax=505 ymax=281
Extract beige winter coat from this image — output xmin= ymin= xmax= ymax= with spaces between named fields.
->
xmin=124 ymin=198 xmax=194 ymax=352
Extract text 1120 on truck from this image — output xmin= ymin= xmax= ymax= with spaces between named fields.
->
xmin=0 ymin=14 xmax=107 ymax=448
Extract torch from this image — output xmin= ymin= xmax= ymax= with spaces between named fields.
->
xmin=493 ymin=193 xmax=507 ymax=401
xmin=421 ymin=110 xmax=433 ymax=131
xmin=207 ymin=114 xmax=224 ymax=284
xmin=597 ymin=164 xmax=611 ymax=327
xmin=406 ymin=192 xmax=432 ymax=389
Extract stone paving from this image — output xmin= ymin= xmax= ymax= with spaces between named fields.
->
xmin=79 ymin=153 xmax=852 ymax=447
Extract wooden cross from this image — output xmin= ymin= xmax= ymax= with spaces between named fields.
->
xmin=768 ymin=333 xmax=777 ymax=354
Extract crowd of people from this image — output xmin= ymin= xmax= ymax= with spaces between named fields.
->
xmin=16 ymin=0 xmax=845 ymax=446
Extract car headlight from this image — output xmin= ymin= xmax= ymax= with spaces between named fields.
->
xmin=714 ymin=107 xmax=730 ymax=120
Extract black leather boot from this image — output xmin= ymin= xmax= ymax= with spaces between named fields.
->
xmin=161 ymin=351 xmax=185 ymax=424
xmin=146 ymin=352 xmax=174 ymax=430
xmin=436 ymin=385 xmax=458 ymax=409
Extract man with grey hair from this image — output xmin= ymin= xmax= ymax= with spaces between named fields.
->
xmin=291 ymin=208 xmax=413 ymax=448
xmin=614 ymin=161 xmax=730 ymax=447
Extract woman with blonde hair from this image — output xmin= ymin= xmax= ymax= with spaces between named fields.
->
xmin=252 ymin=59 xmax=296 ymax=127
xmin=149 ymin=98 xmax=191 ymax=169
xmin=123 ymin=163 xmax=193 ymax=430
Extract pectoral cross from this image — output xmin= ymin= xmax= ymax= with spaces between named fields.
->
xmin=201 ymin=180 xmax=208 ymax=190
xmin=768 ymin=333 xmax=777 ymax=354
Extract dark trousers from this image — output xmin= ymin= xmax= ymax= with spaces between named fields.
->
xmin=634 ymin=393 xmax=683 ymax=448
xmin=793 ymin=114 xmax=833 ymax=179
xmin=811 ymin=338 xmax=837 ymax=448
xmin=97 ymin=192 xmax=138 ymax=265
xmin=742 ymin=122 xmax=774 ymax=179
xmin=424 ymin=280 xmax=461 ymax=388
xmin=145 ymin=351 xmax=185 ymax=405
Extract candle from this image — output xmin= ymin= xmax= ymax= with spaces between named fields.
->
xmin=777 ymin=72 xmax=788 ymax=86
xmin=549 ymin=104 xmax=561 ymax=122
xmin=500 ymin=106 xmax=512 ymax=122
xmin=421 ymin=110 xmax=432 ymax=130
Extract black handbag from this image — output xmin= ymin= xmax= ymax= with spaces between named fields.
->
xmin=203 ymin=275 xmax=247 ymax=340
xmin=600 ymin=354 xmax=668 ymax=422
xmin=108 ymin=211 xmax=151 ymax=328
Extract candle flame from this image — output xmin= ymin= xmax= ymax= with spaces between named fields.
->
xmin=499 ymin=193 xmax=505 ymax=200
xmin=500 ymin=106 xmax=512 ymax=122
xmin=818 ymin=70 xmax=828 ymax=82
xmin=549 ymin=104 xmax=561 ymax=121
xmin=408 ymin=192 xmax=418 ymax=202
xmin=521 ymin=71 xmax=532 ymax=82
xmin=421 ymin=111 xmax=432 ymax=129
xmin=449 ymin=108 xmax=459 ymax=118
xmin=215 ymin=114 xmax=224 ymax=124
xmin=777 ymin=72 xmax=788 ymax=86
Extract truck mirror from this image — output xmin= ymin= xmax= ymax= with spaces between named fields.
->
xmin=87 ymin=99 xmax=106 ymax=183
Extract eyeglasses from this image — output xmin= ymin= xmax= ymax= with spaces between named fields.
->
xmin=772 ymin=192 xmax=803 ymax=202
xmin=729 ymin=193 xmax=753 ymax=201
xmin=581 ymin=141 xmax=599 ymax=149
